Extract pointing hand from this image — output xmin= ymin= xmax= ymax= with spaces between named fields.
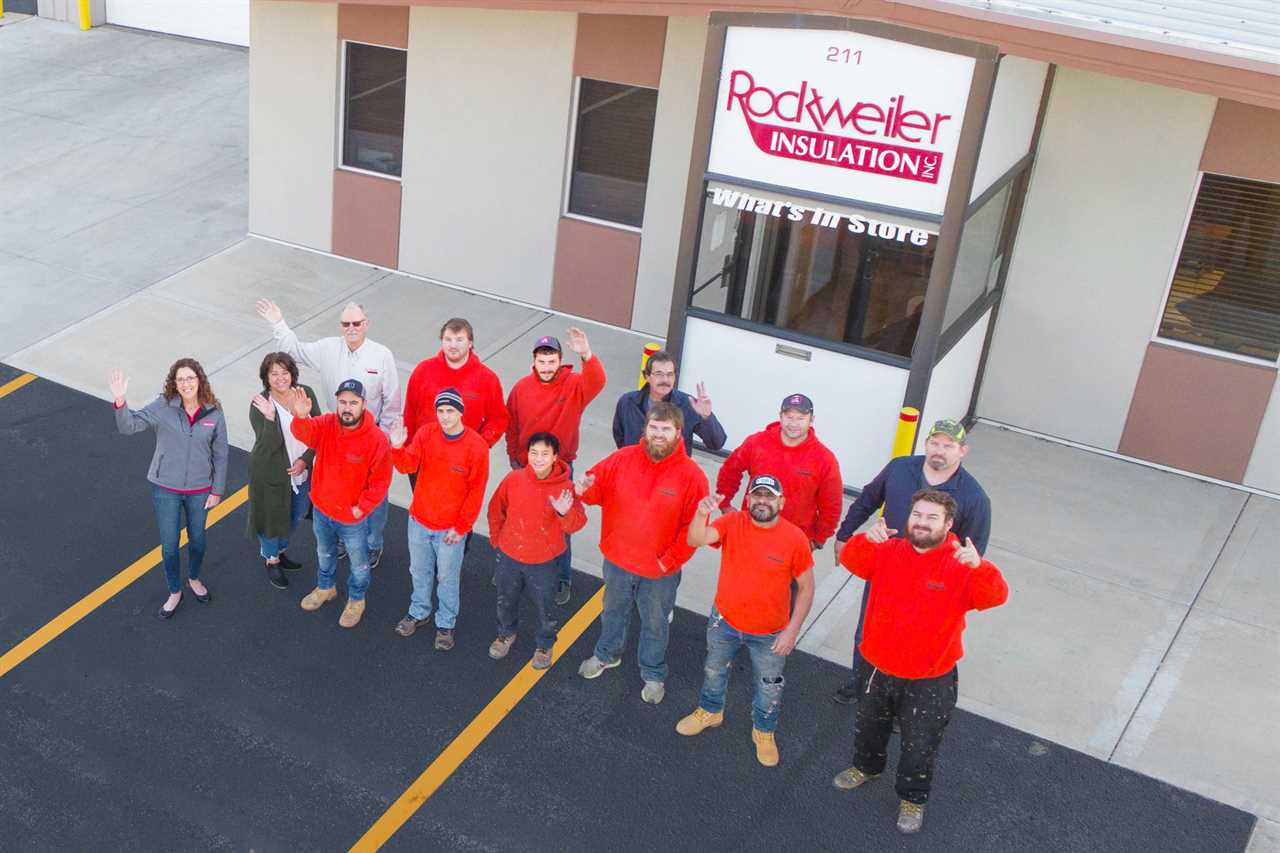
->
xmin=691 ymin=382 xmax=713 ymax=419
xmin=865 ymin=517 xmax=898 ymax=544
xmin=697 ymin=493 xmax=723 ymax=517
xmin=953 ymin=536 xmax=981 ymax=568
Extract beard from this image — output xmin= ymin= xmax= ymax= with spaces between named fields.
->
xmin=643 ymin=436 xmax=676 ymax=462
xmin=338 ymin=411 xmax=361 ymax=426
xmin=906 ymin=525 xmax=946 ymax=549
xmin=748 ymin=503 xmax=778 ymax=523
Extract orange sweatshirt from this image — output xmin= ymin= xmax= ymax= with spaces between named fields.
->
xmin=487 ymin=459 xmax=587 ymax=564
xmin=403 ymin=352 xmax=508 ymax=447
xmin=290 ymin=411 xmax=391 ymax=524
xmin=504 ymin=355 xmax=606 ymax=465
xmin=391 ymin=422 xmax=490 ymax=534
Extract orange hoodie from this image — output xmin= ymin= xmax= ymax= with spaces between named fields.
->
xmin=403 ymin=351 xmax=508 ymax=447
xmin=504 ymin=355 xmax=606 ymax=465
xmin=391 ymin=422 xmax=490 ymax=534
xmin=581 ymin=440 xmax=708 ymax=578
xmin=290 ymin=411 xmax=391 ymax=524
xmin=487 ymin=459 xmax=587 ymax=564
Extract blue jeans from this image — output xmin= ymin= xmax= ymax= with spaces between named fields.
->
xmin=697 ymin=607 xmax=787 ymax=733
xmin=366 ymin=496 xmax=389 ymax=551
xmin=593 ymin=559 xmax=681 ymax=683
xmin=257 ymin=479 xmax=312 ymax=560
xmin=407 ymin=516 xmax=466 ymax=629
xmin=152 ymin=485 xmax=209 ymax=594
xmin=313 ymin=507 xmax=371 ymax=600
xmin=494 ymin=550 xmax=558 ymax=649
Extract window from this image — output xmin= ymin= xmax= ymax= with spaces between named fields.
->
xmin=341 ymin=42 xmax=407 ymax=178
xmin=690 ymin=183 xmax=937 ymax=358
xmin=942 ymin=182 xmax=1013 ymax=331
xmin=1157 ymin=173 xmax=1280 ymax=360
xmin=566 ymin=79 xmax=658 ymax=228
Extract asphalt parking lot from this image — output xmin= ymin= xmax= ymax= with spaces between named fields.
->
xmin=0 ymin=365 xmax=1257 ymax=852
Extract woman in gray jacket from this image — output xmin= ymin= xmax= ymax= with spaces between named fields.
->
xmin=111 ymin=358 xmax=229 ymax=620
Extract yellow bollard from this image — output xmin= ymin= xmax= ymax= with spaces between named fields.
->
xmin=638 ymin=342 xmax=661 ymax=390
xmin=891 ymin=407 xmax=920 ymax=459
xmin=78 ymin=0 xmax=91 ymax=30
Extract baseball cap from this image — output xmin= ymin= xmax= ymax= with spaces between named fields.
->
xmin=533 ymin=336 xmax=562 ymax=353
xmin=748 ymin=474 xmax=784 ymax=496
xmin=435 ymin=388 xmax=465 ymax=413
xmin=335 ymin=379 xmax=365 ymax=399
xmin=780 ymin=393 xmax=814 ymax=414
xmin=928 ymin=418 xmax=966 ymax=444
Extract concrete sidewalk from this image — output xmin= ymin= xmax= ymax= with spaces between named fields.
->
xmin=2 ymin=18 xmax=1277 ymax=852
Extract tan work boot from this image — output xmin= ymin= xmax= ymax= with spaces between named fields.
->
xmin=338 ymin=599 xmax=366 ymax=628
xmin=752 ymin=728 xmax=779 ymax=767
xmin=676 ymin=708 xmax=724 ymax=736
xmin=300 ymin=586 xmax=337 ymax=611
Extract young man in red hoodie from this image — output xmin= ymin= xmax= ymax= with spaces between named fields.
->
xmin=576 ymin=402 xmax=708 ymax=705
xmin=505 ymin=327 xmax=607 ymax=606
xmin=716 ymin=393 xmax=843 ymax=553
xmin=388 ymin=389 xmax=490 ymax=651
xmin=832 ymin=490 xmax=1008 ymax=835
xmin=286 ymin=380 xmax=392 ymax=629
xmin=486 ymin=432 xmax=587 ymax=669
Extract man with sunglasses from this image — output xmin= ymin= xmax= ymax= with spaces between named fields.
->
xmin=256 ymin=299 xmax=402 ymax=569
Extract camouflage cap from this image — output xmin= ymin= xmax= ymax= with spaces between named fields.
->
xmin=928 ymin=418 xmax=966 ymax=444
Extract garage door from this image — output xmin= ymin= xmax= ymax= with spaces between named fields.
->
xmin=105 ymin=0 xmax=248 ymax=47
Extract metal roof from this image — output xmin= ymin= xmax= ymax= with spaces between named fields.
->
xmin=930 ymin=0 xmax=1280 ymax=65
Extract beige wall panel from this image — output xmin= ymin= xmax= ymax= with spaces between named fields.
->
xmin=631 ymin=15 xmax=707 ymax=337
xmin=398 ymin=7 xmax=576 ymax=306
xmin=248 ymin=0 xmax=337 ymax=252
xmin=977 ymin=68 xmax=1215 ymax=451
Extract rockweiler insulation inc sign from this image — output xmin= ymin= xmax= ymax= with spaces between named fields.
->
xmin=707 ymin=27 xmax=976 ymax=216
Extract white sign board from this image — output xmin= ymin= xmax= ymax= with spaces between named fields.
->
xmin=708 ymin=27 xmax=976 ymax=216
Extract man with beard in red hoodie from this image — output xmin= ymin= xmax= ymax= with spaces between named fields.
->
xmin=576 ymin=402 xmax=708 ymax=705
xmin=716 ymin=393 xmax=843 ymax=554
xmin=486 ymin=432 xmax=587 ymax=669
xmin=505 ymin=327 xmax=607 ymax=606
xmin=286 ymin=379 xmax=391 ymax=629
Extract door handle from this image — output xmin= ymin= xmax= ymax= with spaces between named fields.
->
xmin=775 ymin=344 xmax=812 ymax=361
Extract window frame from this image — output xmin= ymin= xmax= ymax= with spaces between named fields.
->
xmin=1150 ymin=170 xmax=1280 ymax=368
xmin=560 ymin=75 xmax=658 ymax=234
xmin=336 ymin=39 xmax=409 ymax=183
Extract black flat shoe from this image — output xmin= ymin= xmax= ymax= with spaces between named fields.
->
xmin=158 ymin=590 xmax=183 ymax=620
xmin=278 ymin=552 xmax=302 ymax=572
xmin=187 ymin=581 xmax=212 ymax=603
xmin=266 ymin=560 xmax=288 ymax=590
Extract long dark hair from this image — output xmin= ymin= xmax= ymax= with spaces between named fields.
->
xmin=162 ymin=358 xmax=220 ymax=409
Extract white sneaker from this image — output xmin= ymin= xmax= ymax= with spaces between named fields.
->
xmin=641 ymin=681 xmax=665 ymax=704
xmin=578 ymin=655 xmax=621 ymax=679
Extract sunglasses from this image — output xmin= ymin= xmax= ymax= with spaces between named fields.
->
xmin=340 ymin=320 xmax=366 ymax=328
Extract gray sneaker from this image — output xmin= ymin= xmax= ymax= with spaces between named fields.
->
xmin=897 ymin=801 xmax=925 ymax=834
xmin=555 ymin=579 xmax=571 ymax=606
xmin=368 ymin=547 xmax=383 ymax=570
xmin=434 ymin=628 xmax=455 ymax=651
xmin=641 ymin=681 xmax=665 ymax=704
xmin=832 ymin=766 xmax=879 ymax=791
xmin=578 ymin=655 xmax=621 ymax=679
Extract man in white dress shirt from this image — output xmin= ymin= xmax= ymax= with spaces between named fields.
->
xmin=256 ymin=298 xmax=402 ymax=569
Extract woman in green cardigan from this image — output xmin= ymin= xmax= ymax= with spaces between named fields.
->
xmin=248 ymin=351 xmax=321 ymax=589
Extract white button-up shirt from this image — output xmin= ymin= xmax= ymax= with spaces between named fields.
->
xmin=271 ymin=320 xmax=402 ymax=431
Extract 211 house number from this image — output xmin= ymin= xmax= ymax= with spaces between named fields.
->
xmin=825 ymin=46 xmax=862 ymax=64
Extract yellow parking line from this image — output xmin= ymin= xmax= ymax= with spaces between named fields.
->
xmin=350 ymin=586 xmax=607 ymax=852
xmin=0 ymin=372 xmax=37 ymax=400
xmin=0 ymin=485 xmax=249 ymax=680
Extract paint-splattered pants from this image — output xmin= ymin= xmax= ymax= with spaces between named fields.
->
xmin=696 ymin=607 xmax=787 ymax=733
xmin=851 ymin=659 xmax=958 ymax=804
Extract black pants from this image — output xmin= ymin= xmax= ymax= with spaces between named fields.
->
xmin=494 ymin=551 xmax=559 ymax=650
xmin=851 ymin=658 xmax=957 ymax=805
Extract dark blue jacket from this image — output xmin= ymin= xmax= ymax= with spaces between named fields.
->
xmin=836 ymin=455 xmax=991 ymax=553
xmin=612 ymin=385 xmax=728 ymax=455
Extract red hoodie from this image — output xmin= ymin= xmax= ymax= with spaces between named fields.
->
xmin=581 ymin=440 xmax=708 ymax=578
xmin=840 ymin=533 xmax=1009 ymax=679
xmin=487 ymin=459 xmax=587 ymax=564
xmin=505 ymin=355 xmax=606 ymax=465
xmin=403 ymin=352 xmax=508 ymax=447
xmin=291 ymin=411 xmax=391 ymax=525
xmin=715 ymin=422 xmax=843 ymax=546
xmin=391 ymin=422 xmax=490 ymax=534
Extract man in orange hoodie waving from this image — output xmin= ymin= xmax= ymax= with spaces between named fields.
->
xmin=505 ymin=327 xmax=607 ymax=606
xmin=576 ymin=402 xmax=708 ymax=705
xmin=486 ymin=432 xmax=587 ymax=669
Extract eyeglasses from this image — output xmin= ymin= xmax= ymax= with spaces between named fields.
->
xmin=648 ymin=370 xmax=676 ymax=380
xmin=340 ymin=320 xmax=366 ymax=328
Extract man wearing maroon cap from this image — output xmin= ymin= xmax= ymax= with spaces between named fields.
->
xmin=716 ymin=393 xmax=843 ymax=553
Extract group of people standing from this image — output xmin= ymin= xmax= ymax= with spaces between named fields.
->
xmin=110 ymin=297 xmax=1007 ymax=835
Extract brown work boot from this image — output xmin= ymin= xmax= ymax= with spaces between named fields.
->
xmin=531 ymin=648 xmax=552 ymax=670
xmin=896 ymin=800 xmax=925 ymax=834
xmin=489 ymin=634 xmax=516 ymax=659
xmin=832 ymin=766 xmax=879 ymax=791
xmin=395 ymin=615 xmax=429 ymax=637
xmin=338 ymin=599 xmax=365 ymax=628
xmin=434 ymin=628 xmax=455 ymax=651
xmin=752 ymin=728 xmax=779 ymax=767
xmin=300 ymin=586 xmax=337 ymax=611
xmin=676 ymin=708 xmax=724 ymax=736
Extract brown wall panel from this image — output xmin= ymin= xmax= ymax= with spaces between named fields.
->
xmin=573 ymin=13 xmax=667 ymax=88
xmin=1119 ymin=342 xmax=1276 ymax=482
xmin=332 ymin=169 xmax=402 ymax=269
xmin=338 ymin=3 xmax=409 ymax=48
xmin=1200 ymin=100 xmax=1280 ymax=184
xmin=551 ymin=217 xmax=642 ymax=327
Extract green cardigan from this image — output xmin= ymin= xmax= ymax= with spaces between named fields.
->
xmin=246 ymin=385 xmax=321 ymax=540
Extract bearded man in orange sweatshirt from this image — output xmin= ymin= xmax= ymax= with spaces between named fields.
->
xmin=388 ymin=388 xmax=490 ymax=651
xmin=576 ymin=402 xmax=708 ymax=705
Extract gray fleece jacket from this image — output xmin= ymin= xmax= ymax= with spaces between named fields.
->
xmin=115 ymin=395 xmax=229 ymax=495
